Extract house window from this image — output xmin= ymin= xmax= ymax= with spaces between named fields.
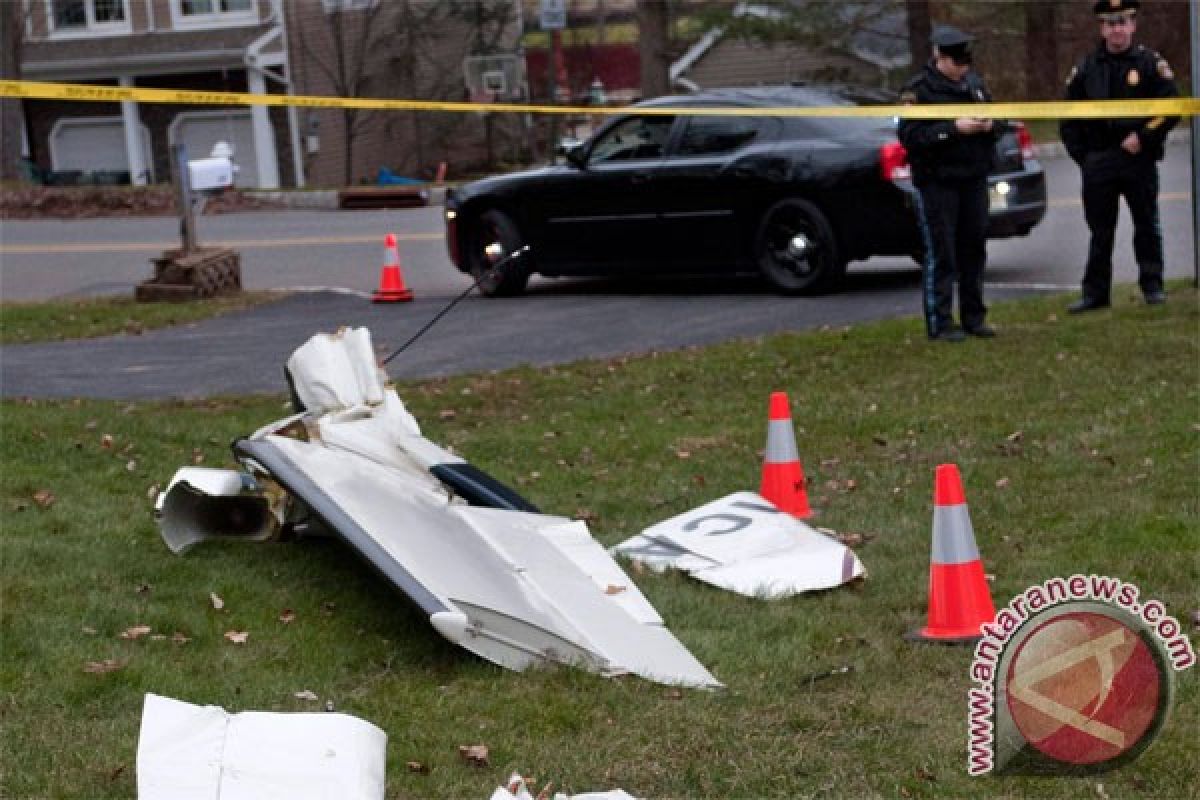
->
xmin=49 ymin=0 xmax=130 ymax=34
xmin=173 ymin=0 xmax=257 ymax=28
xmin=181 ymin=0 xmax=253 ymax=14
xmin=320 ymin=0 xmax=378 ymax=12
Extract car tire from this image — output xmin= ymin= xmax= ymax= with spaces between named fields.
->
xmin=470 ymin=209 xmax=531 ymax=297
xmin=755 ymin=198 xmax=845 ymax=295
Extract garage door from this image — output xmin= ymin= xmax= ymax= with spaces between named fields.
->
xmin=171 ymin=112 xmax=259 ymax=188
xmin=50 ymin=117 xmax=152 ymax=181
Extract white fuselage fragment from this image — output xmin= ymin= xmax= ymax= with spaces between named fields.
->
xmin=614 ymin=492 xmax=866 ymax=598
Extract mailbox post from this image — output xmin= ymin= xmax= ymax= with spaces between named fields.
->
xmin=136 ymin=142 xmax=243 ymax=302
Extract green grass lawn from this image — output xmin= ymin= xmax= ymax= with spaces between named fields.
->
xmin=0 ymin=292 xmax=283 ymax=345
xmin=2 ymin=287 xmax=1197 ymax=798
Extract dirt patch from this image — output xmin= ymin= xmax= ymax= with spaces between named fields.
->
xmin=0 ymin=186 xmax=282 ymax=219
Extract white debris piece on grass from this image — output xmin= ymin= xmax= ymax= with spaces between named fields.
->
xmin=614 ymin=491 xmax=866 ymax=598
xmin=136 ymin=693 xmax=386 ymax=800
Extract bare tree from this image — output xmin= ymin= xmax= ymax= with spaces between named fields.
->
xmin=1 ymin=0 xmax=27 ymax=182
xmin=289 ymin=0 xmax=387 ymax=185
xmin=905 ymin=0 xmax=932 ymax=67
xmin=637 ymin=0 xmax=671 ymax=99
xmin=1024 ymin=1 xmax=1057 ymax=101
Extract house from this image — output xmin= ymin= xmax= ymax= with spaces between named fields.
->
xmin=669 ymin=2 xmax=909 ymax=92
xmin=20 ymin=0 xmax=297 ymax=188
xmin=16 ymin=0 xmax=526 ymax=189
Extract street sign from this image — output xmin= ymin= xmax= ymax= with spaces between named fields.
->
xmin=539 ymin=0 xmax=566 ymax=30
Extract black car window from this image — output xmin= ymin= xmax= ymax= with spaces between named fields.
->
xmin=588 ymin=116 xmax=674 ymax=164
xmin=676 ymin=115 xmax=771 ymax=156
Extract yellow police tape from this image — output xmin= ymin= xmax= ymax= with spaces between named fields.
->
xmin=1 ymin=79 xmax=1196 ymax=120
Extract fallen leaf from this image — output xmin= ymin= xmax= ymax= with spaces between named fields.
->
xmin=146 ymin=484 xmax=160 ymax=501
xmin=149 ymin=634 xmax=167 ymax=641
xmin=224 ymin=630 xmax=249 ymax=644
xmin=191 ymin=448 xmax=205 ymax=465
xmin=665 ymin=688 xmax=683 ymax=700
xmin=1006 ymin=431 xmax=1024 ymax=443
xmin=457 ymin=743 xmax=489 ymax=766
xmin=439 ymin=409 xmax=457 ymax=420
xmin=406 ymin=761 xmax=429 ymax=774
xmin=84 ymin=659 xmax=125 ymax=674
xmin=171 ymin=632 xmax=191 ymax=644
xmin=293 ymin=689 xmax=319 ymax=701
xmin=209 ymin=592 xmax=225 ymax=611
xmin=844 ymin=479 xmax=858 ymax=491
xmin=100 ymin=434 xmax=114 ymax=449
xmin=119 ymin=625 xmax=152 ymax=640
xmin=279 ymin=609 xmax=296 ymax=624
xmin=995 ymin=477 xmax=1011 ymax=489
xmin=32 ymin=489 xmax=56 ymax=509
xmin=136 ymin=583 xmax=152 ymax=594
xmin=916 ymin=766 xmax=936 ymax=782
xmin=85 ymin=420 xmax=98 ymax=430
xmin=108 ymin=764 xmax=126 ymax=782
xmin=125 ymin=460 xmax=138 ymax=472
xmin=872 ymin=435 xmax=888 ymax=447
xmin=82 ymin=626 xmax=98 ymax=635
xmin=1190 ymin=609 xmax=1199 ymax=630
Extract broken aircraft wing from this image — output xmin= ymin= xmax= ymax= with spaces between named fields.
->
xmin=159 ymin=328 xmax=719 ymax=689
xmin=614 ymin=491 xmax=866 ymax=598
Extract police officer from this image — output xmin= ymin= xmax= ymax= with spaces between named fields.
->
xmin=1061 ymin=0 xmax=1179 ymax=312
xmin=899 ymin=25 xmax=1000 ymax=342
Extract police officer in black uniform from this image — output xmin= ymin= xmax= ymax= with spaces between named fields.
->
xmin=1061 ymin=0 xmax=1179 ymax=312
xmin=899 ymin=25 xmax=1000 ymax=342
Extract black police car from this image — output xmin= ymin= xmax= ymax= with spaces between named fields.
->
xmin=444 ymin=86 xmax=1046 ymax=296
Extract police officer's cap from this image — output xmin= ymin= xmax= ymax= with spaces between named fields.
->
xmin=931 ymin=25 xmax=974 ymax=63
xmin=1093 ymin=0 xmax=1140 ymax=16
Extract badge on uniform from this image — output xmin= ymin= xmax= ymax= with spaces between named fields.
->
xmin=1157 ymin=59 xmax=1174 ymax=80
xmin=1127 ymin=68 xmax=1140 ymax=87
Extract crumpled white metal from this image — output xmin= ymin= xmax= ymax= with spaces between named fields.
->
xmin=489 ymin=771 xmax=641 ymax=800
xmin=157 ymin=327 xmax=720 ymax=689
xmin=136 ymin=693 xmax=386 ymax=800
xmin=614 ymin=491 xmax=866 ymax=598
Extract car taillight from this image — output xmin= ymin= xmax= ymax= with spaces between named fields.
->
xmin=1014 ymin=121 xmax=1037 ymax=161
xmin=880 ymin=140 xmax=911 ymax=182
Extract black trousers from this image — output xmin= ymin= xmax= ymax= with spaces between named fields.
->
xmin=914 ymin=176 xmax=989 ymax=337
xmin=1080 ymin=153 xmax=1164 ymax=302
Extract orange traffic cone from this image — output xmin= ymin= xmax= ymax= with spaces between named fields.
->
xmin=759 ymin=391 xmax=812 ymax=518
xmin=908 ymin=464 xmax=996 ymax=644
xmin=372 ymin=233 xmax=414 ymax=303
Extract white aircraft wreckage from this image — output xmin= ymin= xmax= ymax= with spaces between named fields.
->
xmin=156 ymin=328 xmax=720 ymax=689
xmin=614 ymin=492 xmax=866 ymax=598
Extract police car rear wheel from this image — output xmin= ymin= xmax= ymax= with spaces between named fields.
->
xmin=756 ymin=198 xmax=844 ymax=295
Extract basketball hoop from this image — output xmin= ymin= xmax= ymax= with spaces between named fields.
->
xmin=464 ymin=54 xmax=523 ymax=105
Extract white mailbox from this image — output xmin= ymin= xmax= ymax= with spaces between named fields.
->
xmin=187 ymin=156 xmax=235 ymax=192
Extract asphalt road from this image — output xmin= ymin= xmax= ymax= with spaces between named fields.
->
xmin=1 ymin=143 xmax=1194 ymax=400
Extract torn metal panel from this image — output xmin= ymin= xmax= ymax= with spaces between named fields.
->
xmin=234 ymin=434 xmax=718 ymax=687
xmin=155 ymin=468 xmax=280 ymax=554
xmin=614 ymin=492 xmax=866 ymax=599
xmin=158 ymin=327 xmax=719 ymax=689
xmin=137 ymin=693 xmax=386 ymax=800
